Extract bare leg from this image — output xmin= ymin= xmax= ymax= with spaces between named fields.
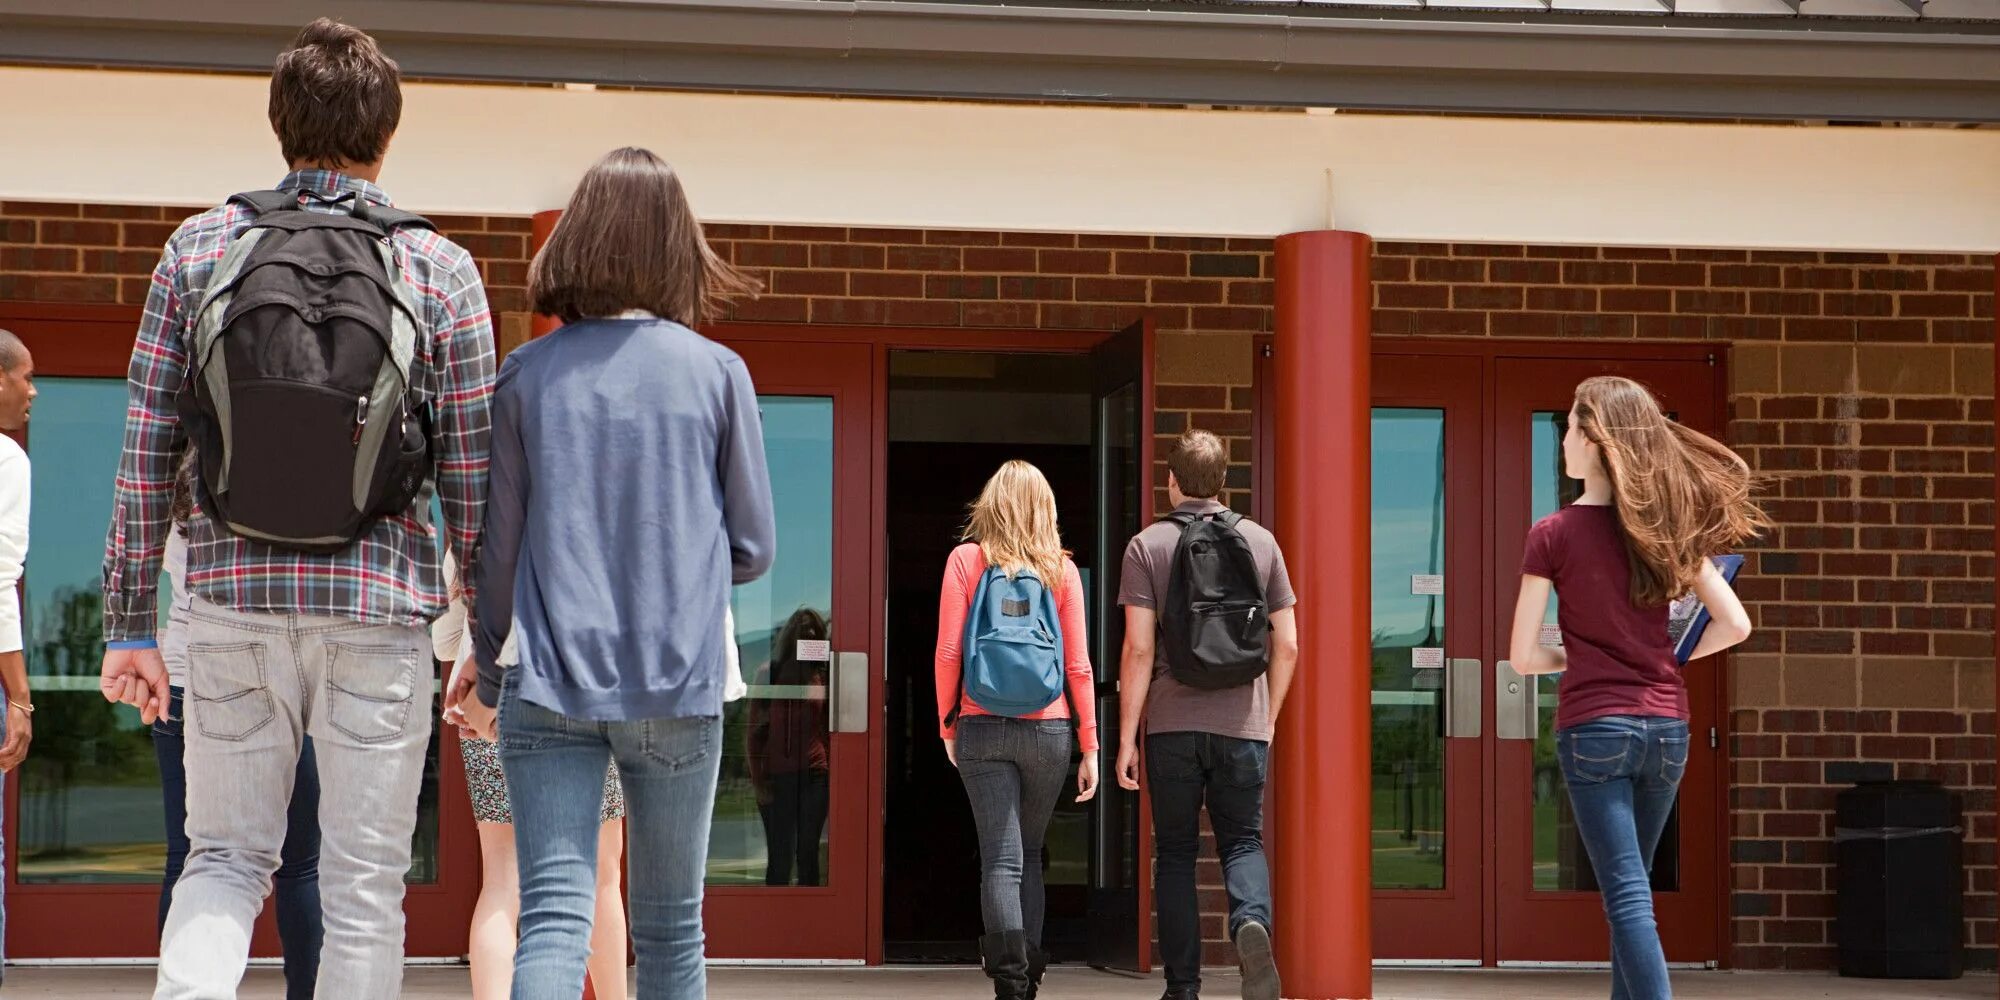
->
xmin=588 ymin=819 xmax=631 ymax=1000
xmin=469 ymin=822 xmax=520 ymax=1000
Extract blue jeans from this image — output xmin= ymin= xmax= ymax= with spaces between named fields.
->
xmin=498 ymin=670 xmax=721 ymax=1000
xmin=955 ymin=716 xmax=1071 ymax=946
xmin=1557 ymin=715 xmax=1690 ymax=1000
xmin=1147 ymin=731 xmax=1273 ymax=992
xmin=154 ymin=686 xmax=323 ymax=999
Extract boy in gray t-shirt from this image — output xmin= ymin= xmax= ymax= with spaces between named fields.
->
xmin=1113 ymin=429 xmax=1299 ymax=1000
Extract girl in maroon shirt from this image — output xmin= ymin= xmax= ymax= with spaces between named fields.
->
xmin=1509 ymin=376 xmax=1765 ymax=1000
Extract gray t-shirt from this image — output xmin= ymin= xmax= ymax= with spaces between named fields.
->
xmin=1117 ymin=499 xmax=1296 ymax=742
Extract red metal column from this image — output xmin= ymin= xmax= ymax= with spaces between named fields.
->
xmin=1992 ymin=251 xmax=1998 ymax=1000
xmin=1272 ymin=229 xmax=1374 ymax=1000
xmin=531 ymin=209 xmax=562 ymax=338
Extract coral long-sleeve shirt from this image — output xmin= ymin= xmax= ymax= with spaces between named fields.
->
xmin=935 ymin=542 xmax=1099 ymax=753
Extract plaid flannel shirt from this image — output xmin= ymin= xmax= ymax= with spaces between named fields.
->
xmin=101 ymin=171 xmax=494 ymax=642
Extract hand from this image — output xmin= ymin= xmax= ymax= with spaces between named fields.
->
xmin=943 ymin=737 xmax=957 ymax=768
xmin=1075 ymin=751 xmax=1099 ymax=803
xmin=100 ymin=647 xmax=171 ymax=725
xmin=442 ymin=665 xmax=478 ymax=722
xmin=459 ymin=695 xmax=498 ymax=742
xmin=0 ymin=702 xmax=32 ymax=772
xmin=1116 ymin=742 xmax=1141 ymax=791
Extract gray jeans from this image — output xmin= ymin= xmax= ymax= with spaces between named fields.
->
xmin=155 ymin=599 xmax=432 ymax=1000
xmin=955 ymin=716 xmax=1072 ymax=945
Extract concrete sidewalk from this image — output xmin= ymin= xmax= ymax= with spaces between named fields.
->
xmin=1 ymin=966 xmax=1988 ymax=998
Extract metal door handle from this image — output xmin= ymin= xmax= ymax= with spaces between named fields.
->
xmin=1446 ymin=659 xmax=1482 ymax=739
xmin=830 ymin=651 xmax=869 ymax=733
xmin=1495 ymin=659 xmax=1539 ymax=742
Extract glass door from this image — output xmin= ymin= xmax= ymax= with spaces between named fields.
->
xmin=1368 ymin=353 xmax=1485 ymax=962
xmin=0 ymin=313 xmax=471 ymax=960
xmin=704 ymin=338 xmax=873 ymax=960
xmin=1085 ymin=320 xmax=1154 ymax=973
xmin=1491 ymin=357 xmax=1724 ymax=965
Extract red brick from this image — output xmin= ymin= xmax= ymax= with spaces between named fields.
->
xmin=961 ymin=302 xmax=1039 ymax=328
xmin=1899 ymin=293 xmax=1973 ymax=318
xmin=1114 ymin=252 xmax=1186 ymax=277
xmin=1565 ymin=261 xmax=1636 ymax=285
xmin=926 ymin=229 xmax=1001 ymax=247
xmin=1227 ymin=282 xmax=1273 ymax=306
xmin=1761 ymin=760 xmax=1822 ymax=784
xmin=813 ymin=244 xmax=886 ymax=270
xmin=0 ymin=246 xmax=79 ymax=271
xmin=1041 ymin=303 xmax=1135 ymax=330
xmin=850 ymin=272 xmax=925 ymax=298
xmin=1489 ymin=259 xmax=1560 ymax=284
xmin=1413 ymin=311 xmax=1487 ymax=336
xmin=996 ymin=276 xmax=1072 ymax=301
xmin=962 ymin=247 xmax=1037 ymax=272
xmin=1038 ymin=249 xmax=1110 ymax=275
xmin=1677 ymin=248 xmax=1750 ymax=262
xmin=81 ymin=203 xmax=164 ymax=221
xmin=1893 ymin=398 xmax=1963 ymax=421
xmin=1901 ymin=710 xmax=1971 ymax=735
xmin=1822 ymin=293 xmax=1894 ymax=318
xmin=1853 ymin=318 xmax=1930 ymax=343
xmin=885 ymin=299 xmax=961 ymax=325
xmin=1895 ymin=501 xmax=1966 ymax=526
xmin=1072 ymin=276 xmax=1152 ymax=302
xmin=1861 ymin=735 xmax=1933 ymax=759
xmin=1150 ymin=279 xmax=1224 ymax=305
xmin=708 ymin=223 xmax=772 ymax=240
xmin=1371 ymin=257 xmax=1412 ymax=282
xmin=1526 ymin=287 xmax=1596 ymax=312
xmin=1784 ymin=631 xmax=1854 ymax=655
xmin=121 ymin=221 xmax=184 ymax=248
xmin=0 ymin=274 xmax=118 ymax=302
xmin=1157 ymin=385 xmax=1229 ymax=410
xmin=888 ymin=246 xmax=962 ymax=271
xmin=1189 ymin=307 xmax=1269 ymax=332
xmin=724 ymin=295 xmax=809 ymax=323
xmin=772 ymin=270 xmax=847 ymax=297
xmin=40 ymin=219 xmax=121 ymax=246
xmin=1416 ymin=258 xmax=1484 ymax=282
xmin=1081 ymin=234 xmax=1149 ymax=250
xmin=1379 ymin=284 xmax=1449 ymax=309
xmin=1002 ymin=232 xmax=1074 ymax=248
xmin=1785 ymin=266 xmax=1856 ymax=290
xmin=1452 ymin=285 xmax=1523 ymax=310
xmin=809 ymin=298 xmax=891 ymax=325
xmin=736 ymin=242 xmax=810 ymax=268
xmin=1677 ymin=289 xmax=1747 ymax=314
xmin=927 ymin=275 xmax=999 ymax=300
xmin=1933 ymin=267 xmax=1990 ymax=292
xmin=1601 ymin=287 xmax=1672 ymax=312
xmin=1860 ymin=632 xmax=1929 ymax=655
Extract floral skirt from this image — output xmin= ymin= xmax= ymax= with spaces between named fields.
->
xmin=459 ymin=731 xmax=626 ymax=825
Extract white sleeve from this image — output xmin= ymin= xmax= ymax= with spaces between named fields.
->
xmin=0 ymin=443 xmax=29 ymax=655
xmin=430 ymin=548 xmax=469 ymax=662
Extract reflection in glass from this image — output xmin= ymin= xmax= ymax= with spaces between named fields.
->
xmin=20 ymin=379 xmax=163 ymax=883
xmin=715 ymin=397 xmax=835 ymax=887
xmin=18 ymin=378 xmax=441 ymax=886
xmin=1370 ymin=409 xmax=1447 ymax=890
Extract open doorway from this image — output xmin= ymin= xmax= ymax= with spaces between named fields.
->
xmin=882 ymin=349 xmax=1097 ymax=964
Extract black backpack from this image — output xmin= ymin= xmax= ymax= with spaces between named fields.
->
xmin=177 ymin=190 xmax=437 ymax=553
xmin=1159 ymin=510 xmax=1271 ymax=690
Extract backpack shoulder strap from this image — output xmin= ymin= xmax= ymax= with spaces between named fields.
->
xmin=352 ymin=202 xmax=437 ymax=234
xmin=1214 ymin=509 xmax=1245 ymax=530
xmin=946 ymin=563 xmax=1000 ymax=728
xmin=227 ymin=190 xmax=300 ymax=216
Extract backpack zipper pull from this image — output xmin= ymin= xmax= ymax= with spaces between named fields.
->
xmin=1246 ymin=607 xmax=1256 ymax=624
xmin=353 ymin=395 xmax=369 ymax=445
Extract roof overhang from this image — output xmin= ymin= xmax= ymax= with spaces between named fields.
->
xmin=2 ymin=0 xmax=1998 ymax=123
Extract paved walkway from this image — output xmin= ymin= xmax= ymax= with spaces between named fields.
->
xmin=1 ymin=966 xmax=1988 ymax=999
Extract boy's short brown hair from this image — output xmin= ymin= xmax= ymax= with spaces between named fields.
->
xmin=529 ymin=147 xmax=758 ymax=328
xmin=269 ymin=19 xmax=402 ymax=168
xmin=1168 ymin=429 xmax=1228 ymax=500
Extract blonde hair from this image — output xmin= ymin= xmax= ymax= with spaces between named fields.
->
xmin=963 ymin=460 xmax=1068 ymax=586
xmin=1572 ymin=376 xmax=1769 ymax=607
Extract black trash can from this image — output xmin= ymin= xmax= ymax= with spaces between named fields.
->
xmin=1834 ymin=779 xmax=1964 ymax=980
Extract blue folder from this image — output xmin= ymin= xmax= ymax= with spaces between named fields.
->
xmin=1670 ymin=553 xmax=1746 ymax=665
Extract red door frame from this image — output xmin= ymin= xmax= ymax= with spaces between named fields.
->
xmin=0 ymin=302 xmax=480 ymax=960
xmin=710 ymin=322 xmax=1150 ymax=969
xmin=1253 ymin=335 xmax=1733 ymax=968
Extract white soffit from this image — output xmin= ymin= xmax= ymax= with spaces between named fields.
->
xmin=0 ymin=67 xmax=1997 ymax=254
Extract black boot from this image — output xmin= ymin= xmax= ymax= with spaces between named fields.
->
xmin=1025 ymin=943 xmax=1048 ymax=999
xmin=979 ymin=931 xmax=1033 ymax=999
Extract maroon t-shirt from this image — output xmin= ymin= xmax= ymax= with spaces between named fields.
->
xmin=1521 ymin=503 xmax=1688 ymax=731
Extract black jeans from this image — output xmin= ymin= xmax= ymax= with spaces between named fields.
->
xmin=758 ymin=769 xmax=831 ymax=886
xmin=154 ymin=686 xmax=324 ymax=999
xmin=955 ymin=716 xmax=1072 ymax=946
xmin=1147 ymin=731 xmax=1273 ymax=992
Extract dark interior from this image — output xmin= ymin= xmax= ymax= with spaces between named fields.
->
xmin=882 ymin=350 xmax=1096 ymax=964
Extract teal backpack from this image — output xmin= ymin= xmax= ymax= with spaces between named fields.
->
xmin=946 ymin=565 xmax=1067 ymax=722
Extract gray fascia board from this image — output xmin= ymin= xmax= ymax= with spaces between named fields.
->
xmin=1 ymin=0 xmax=1997 ymax=122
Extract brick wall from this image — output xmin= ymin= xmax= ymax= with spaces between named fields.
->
xmin=4 ymin=199 xmax=1995 ymax=971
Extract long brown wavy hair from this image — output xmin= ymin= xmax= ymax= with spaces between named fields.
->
xmin=1572 ymin=376 xmax=1769 ymax=607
